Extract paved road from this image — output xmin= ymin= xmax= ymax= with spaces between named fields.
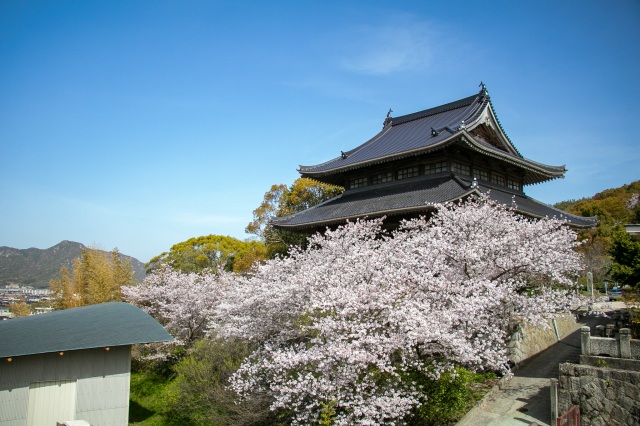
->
xmin=457 ymin=314 xmax=612 ymax=426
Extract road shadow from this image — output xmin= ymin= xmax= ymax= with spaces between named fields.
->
xmin=514 ymin=384 xmax=550 ymax=425
xmin=515 ymin=315 xmax=612 ymax=379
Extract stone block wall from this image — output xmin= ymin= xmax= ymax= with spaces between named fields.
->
xmin=507 ymin=313 xmax=577 ymax=366
xmin=557 ymin=363 xmax=640 ymax=426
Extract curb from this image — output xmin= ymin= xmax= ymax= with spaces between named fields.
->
xmin=455 ymin=375 xmax=511 ymax=425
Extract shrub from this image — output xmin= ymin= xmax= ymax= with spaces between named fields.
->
xmin=166 ymin=337 xmax=276 ymax=425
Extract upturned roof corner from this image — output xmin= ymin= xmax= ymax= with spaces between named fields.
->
xmin=281 ymin=86 xmax=596 ymax=231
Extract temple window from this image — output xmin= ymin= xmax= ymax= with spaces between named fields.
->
xmin=507 ymin=178 xmax=521 ymax=191
xmin=350 ymin=177 xmax=368 ymax=189
xmin=474 ymin=169 xmax=489 ymax=181
xmin=491 ymin=173 xmax=505 ymax=186
xmin=452 ymin=162 xmax=470 ymax=176
xmin=425 ymin=161 xmax=448 ymax=175
xmin=396 ymin=167 xmax=419 ymax=180
xmin=372 ymin=172 xmax=393 ymax=184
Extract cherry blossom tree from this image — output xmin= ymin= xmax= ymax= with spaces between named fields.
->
xmin=123 ymin=266 xmax=233 ymax=347
xmin=214 ymin=196 xmax=583 ymax=425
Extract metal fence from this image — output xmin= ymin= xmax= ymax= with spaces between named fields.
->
xmin=556 ymin=405 xmax=580 ymax=426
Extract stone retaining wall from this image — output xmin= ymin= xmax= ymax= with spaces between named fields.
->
xmin=557 ymin=363 xmax=640 ymax=426
xmin=507 ymin=313 xmax=577 ymax=366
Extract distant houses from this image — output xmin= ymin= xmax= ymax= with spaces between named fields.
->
xmin=0 ymin=286 xmax=53 ymax=317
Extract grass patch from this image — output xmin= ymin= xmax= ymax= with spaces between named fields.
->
xmin=408 ymin=368 xmax=499 ymax=426
xmin=128 ymin=370 xmax=193 ymax=426
xmin=463 ymin=371 xmax=499 ymax=412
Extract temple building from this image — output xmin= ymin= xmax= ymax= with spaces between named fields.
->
xmin=272 ymin=85 xmax=596 ymax=232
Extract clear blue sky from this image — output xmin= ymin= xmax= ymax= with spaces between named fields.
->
xmin=1 ymin=1 xmax=639 ymax=262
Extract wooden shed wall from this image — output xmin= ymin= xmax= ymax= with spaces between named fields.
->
xmin=0 ymin=346 xmax=131 ymax=426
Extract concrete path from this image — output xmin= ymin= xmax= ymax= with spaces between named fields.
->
xmin=457 ymin=314 xmax=612 ymax=426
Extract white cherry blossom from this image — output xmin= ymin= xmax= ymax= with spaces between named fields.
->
xmin=214 ymin=196 xmax=583 ymax=424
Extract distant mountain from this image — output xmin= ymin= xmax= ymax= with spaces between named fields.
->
xmin=0 ymin=241 xmax=146 ymax=289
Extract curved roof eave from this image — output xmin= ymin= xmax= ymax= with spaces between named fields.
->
xmin=271 ymin=176 xmax=598 ymax=231
xmin=299 ymin=129 xmax=565 ymax=181
xmin=272 ymin=189 xmax=478 ymax=230
xmin=458 ymin=132 xmax=566 ymax=176
xmin=512 ymin=210 xmax=598 ymax=229
xmin=298 ymin=124 xmax=394 ymax=173
xmin=299 ymin=131 xmax=465 ymax=177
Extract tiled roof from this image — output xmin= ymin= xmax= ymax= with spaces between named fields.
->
xmin=299 ymin=88 xmax=565 ymax=184
xmin=0 ymin=302 xmax=173 ymax=358
xmin=271 ymin=175 xmax=598 ymax=230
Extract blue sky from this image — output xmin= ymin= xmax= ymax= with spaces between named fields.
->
xmin=1 ymin=0 xmax=639 ymax=262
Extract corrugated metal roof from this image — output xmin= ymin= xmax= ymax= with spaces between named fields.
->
xmin=0 ymin=302 xmax=173 ymax=358
xmin=272 ymin=175 xmax=598 ymax=230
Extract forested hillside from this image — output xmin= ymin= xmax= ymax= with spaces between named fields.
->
xmin=555 ymin=180 xmax=640 ymax=285
xmin=0 ymin=241 xmax=145 ymax=288
xmin=555 ymin=180 xmax=640 ymax=230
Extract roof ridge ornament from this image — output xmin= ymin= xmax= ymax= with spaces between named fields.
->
xmin=479 ymin=81 xmax=487 ymax=95
xmin=383 ymin=108 xmax=393 ymax=127
xmin=470 ymin=177 xmax=478 ymax=189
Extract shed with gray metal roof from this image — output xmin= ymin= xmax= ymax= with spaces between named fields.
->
xmin=0 ymin=302 xmax=172 ymax=425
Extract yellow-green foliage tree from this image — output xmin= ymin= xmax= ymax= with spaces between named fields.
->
xmin=247 ymin=178 xmax=344 ymax=258
xmin=558 ymin=180 xmax=640 ymax=241
xmin=8 ymin=298 xmax=31 ymax=318
xmin=50 ymin=247 xmax=135 ymax=310
xmin=146 ymin=235 xmax=266 ymax=275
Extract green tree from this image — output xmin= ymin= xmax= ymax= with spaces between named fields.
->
xmin=247 ymin=177 xmax=344 ymax=257
xmin=609 ymin=228 xmax=640 ymax=288
xmin=146 ymin=235 xmax=266 ymax=275
xmin=165 ymin=337 xmax=275 ymax=425
xmin=49 ymin=247 xmax=135 ymax=309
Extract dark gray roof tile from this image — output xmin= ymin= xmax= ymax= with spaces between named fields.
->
xmin=299 ymin=89 xmax=563 ymax=182
xmin=272 ymin=175 xmax=597 ymax=230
